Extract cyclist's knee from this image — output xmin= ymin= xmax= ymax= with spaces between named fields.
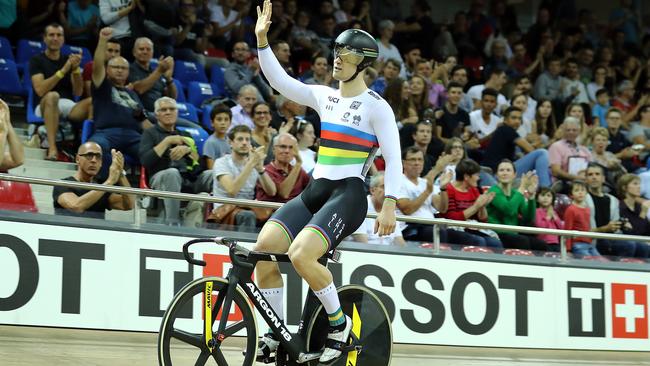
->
xmin=254 ymin=222 xmax=290 ymax=253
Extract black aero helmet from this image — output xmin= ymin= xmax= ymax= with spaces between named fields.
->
xmin=333 ymin=29 xmax=378 ymax=71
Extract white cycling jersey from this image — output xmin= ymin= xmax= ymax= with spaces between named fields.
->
xmin=258 ymin=46 xmax=403 ymax=200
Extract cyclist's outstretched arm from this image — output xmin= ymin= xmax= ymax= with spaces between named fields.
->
xmin=255 ymin=0 xmax=321 ymax=109
xmin=371 ymin=102 xmax=402 ymax=201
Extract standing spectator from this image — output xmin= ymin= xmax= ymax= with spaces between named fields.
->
xmin=208 ymin=0 xmax=243 ymax=49
xmin=255 ymin=133 xmax=309 ymax=203
xmin=535 ymin=187 xmax=563 ymax=251
xmin=24 ymin=2 xmax=60 ymax=40
xmin=0 ymin=99 xmax=24 ymax=171
xmin=450 ymin=65 xmax=473 ymax=113
xmin=139 ymin=97 xmax=213 ymax=225
xmin=89 ymin=27 xmax=152 ymax=177
xmin=561 ymin=58 xmax=589 ymax=105
xmin=434 ymin=81 xmax=470 ymax=142
xmin=376 ymin=20 xmax=406 ymax=78
xmin=292 ymin=120 xmax=316 ymax=175
xmin=30 ymin=23 xmax=88 ymax=161
xmin=467 ymin=68 xmax=508 ymax=111
xmin=369 ymin=58 xmax=400 ymax=96
xmin=229 ymin=84 xmax=258 ymax=131
xmin=99 ymin=0 xmax=136 ymax=59
xmin=394 ymin=0 xmax=435 ymax=59
xmin=82 ymin=37 xmax=121 ymax=98
xmin=224 ymin=41 xmax=273 ymax=100
xmin=487 ymin=160 xmax=547 ymax=251
xmin=304 ymin=55 xmax=337 ymax=88
xmin=618 ymin=173 xmax=650 ymax=258
xmin=128 ymin=37 xmax=177 ymax=114
xmin=548 ymin=117 xmax=593 ymax=188
xmin=564 ymin=180 xmax=599 ymax=257
xmin=58 ymin=0 xmax=100 ymax=50
xmin=174 ymin=0 xmax=228 ymax=69
xmin=443 ymin=158 xmax=502 ymax=248
xmin=533 ymin=56 xmax=563 ymax=104
xmin=211 ymin=125 xmax=276 ymax=230
xmin=203 ymin=104 xmax=232 ymax=169
xmin=482 ymin=107 xmax=552 ymax=187
xmin=353 ymin=172 xmax=406 ymax=246
xmin=289 ymin=10 xmax=320 ymax=64
xmin=53 ymin=142 xmax=133 ymax=219
xmin=585 ymin=163 xmax=636 ymax=257
xmin=469 ymin=88 xmax=500 ymax=141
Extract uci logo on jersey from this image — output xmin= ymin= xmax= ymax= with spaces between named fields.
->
xmin=328 ymin=96 xmax=340 ymax=104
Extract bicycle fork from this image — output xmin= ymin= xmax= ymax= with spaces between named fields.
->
xmin=204 ymin=273 xmax=241 ymax=352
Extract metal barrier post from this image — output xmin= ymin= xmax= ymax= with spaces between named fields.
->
xmin=560 ymin=235 xmax=568 ymax=262
xmin=433 ymin=224 xmax=440 ymax=254
xmin=134 ymin=195 xmax=142 ymax=227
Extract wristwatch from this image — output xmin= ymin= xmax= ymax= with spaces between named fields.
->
xmin=121 ymin=169 xmax=127 ymax=177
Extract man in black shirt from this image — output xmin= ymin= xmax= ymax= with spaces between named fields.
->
xmin=139 ymin=97 xmax=212 ymax=225
xmin=604 ymin=108 xmax=637 ymax=172
xmin=128 ymin=37 xmax=177 ymax=114
xmin=435 ymin=81 xmax=470 ymax=142
xmin=89 ymin=27 xmax=153 ymax=178
xmin=53 ymin=141 xmax=133 ymax=219
xmin=482 ymin=106 xmax=552 ymax=187
xmin=30 ymin=23 xmax=90 ymax=160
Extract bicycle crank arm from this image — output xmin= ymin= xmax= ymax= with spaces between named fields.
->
xmin=296 ymin=351 xmax=322 ymax=363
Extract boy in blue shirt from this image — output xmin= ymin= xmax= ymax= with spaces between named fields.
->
xmin=592 ymin=88 xmax=611 ymax=127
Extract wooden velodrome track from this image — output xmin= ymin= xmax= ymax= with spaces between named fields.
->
xmin=0 ymin=325 xmax=648 ymax=366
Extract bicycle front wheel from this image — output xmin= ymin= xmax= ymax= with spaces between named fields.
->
xmin=158 ymin=276 xmax=258 ymax=366
xmin=305 ymin=284 xmax=393 ymax=366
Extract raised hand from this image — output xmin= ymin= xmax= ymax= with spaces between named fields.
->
xmin=439 ymin=170 xmax=454 ymax=188
xmin=69 ymin=53 xmax=82 ymax=69
xmin=99 ymin=27 xmax=113 ymax=40
xmin=255 ymin=0 xmax=273 ymax=39
xmin=110 ymin=149 xmax=125 ymax=171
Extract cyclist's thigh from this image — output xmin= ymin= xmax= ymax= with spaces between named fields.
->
xmin=296 ymin=178 xmax=368 ymax=253
xmin=255 ymin=193 xmax=314 ymax=252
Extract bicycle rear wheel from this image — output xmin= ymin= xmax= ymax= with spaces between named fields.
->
xmin=305 ymin=285 xmax=392 ymax=366
xmin=158 ymin=276 xmax=257 ymax=366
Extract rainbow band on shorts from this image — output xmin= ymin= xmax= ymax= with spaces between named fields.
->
xmin=306 ymin=225 xmax=331 ymax=252
xmin=268 ymin=219 xmax=293 ymax=245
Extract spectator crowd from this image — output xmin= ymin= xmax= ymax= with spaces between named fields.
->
xmin=2 ymin=0 xmax=650 ymax=260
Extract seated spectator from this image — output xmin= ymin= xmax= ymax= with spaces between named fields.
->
xmin=139 ymin=97 xmax=213 ymax=225
xmin=469 ymin=88 xmax=500 ymax=142
xmin=449 ymin=65 xmax=473 ymax=113
xmin=82 ymin=37 xmax=121 ymax=98
xmin=211 ymin=125 xmax=276 ymax=230
xmin=585 ymin=163 xmax=636 ymax=257
xmin=603 ymin=108 xmax=638 ymax=173
xmin=401 ymin=44 xmax=421 ymax=79
xmin=0 ymin=99 xmax=24 ymax=171
xmin=535 ymin=187 xmax=563 ymax=251
xmin=384 ymin=78 xmax=418 ymax=127
xmin=203 ymin=104 xmax=232 ymax=169
xmin=30 ymin=23 xmax=90 ymax=160
xmin=303 ymin=55 xmax=337 ymax=88
xmin=396 ymin=147 xmax=452 ymax=242
xmin=128 ymin=37 xmax=177 ymax=114
xmin=410 ymin=120 xmax=444 ymax=176
xmin=487 ymin=160 xmax=548 ymax=251
xmin=533 ymin=56 xmax=563 ymax=103
xmin=271 ymin=95 xmax=307 ymax=131
xmin=511 ymin=75 xmax=537 ymax=122
xmin=591 ymin=89 xmax=611 ymax=127
xmin=271 ymin=40 xmax=294 ymax=77
xmin=224 ymin=42 xmax=273 ymax=100
xmin=229 ymin=84 xmax=258 ymax=131
xmin=548 ymin=117 xmax=593 ymax=189
xmin=434 ymin=81 xmax=470 ymax=143
xmin=561 ymin=58 xmax=589 ymax=105
xmin=587 ymin=66 xmax=609 ymax=104
xmin=533 ymin=99 xmax=555 ymax=148
xmin=58 ymin=0 xmax=99 ymax=50
xmin=407 ymin=74 xmax=432 ymax=117
xmin=376 ymin=20 xmax=406 ymax=79
xmin=208 ymin=0 xmax=244 ymax=50
xmin=99 ymin=0 xmax=136 ymax=59
xmin=613 ymin=80 xmax=647 ymax=126
xmin=415 ymin=59 xmax=447 ymax=109
xmin=629 ymin=104 xmax=650 ymax=153
xmin=174 ymin=0 xmax=229 ymax=69
xmin=289 ymin=10 xmax=320 ymax=63
xmin=467 ymin=68 xmax=508 ymax=112
xmin=89 ymin=27 xmax=152 ymax=178
xmin=589 ymin=127 xmax=627 ymax=186
xmin=369 ymin=58 xmax=401 ymax=96
xmin=482 ymin=107 xmax=552 ymax=187
xmin=316 ymin=14 xmax=337 ymax=60
xmin=510 ymin=41 xmax=543 ymax=79
xmin=255 ymin=133 xmax=309 ymax=204
xmin=510 ymin=93 xmax=539 ymax=146
xmin=250 ymin=102 xmax=274 ymax=150
xmin=443 ymin=159 xmax=502 ymax=248
xmin=53 ymin=142 xmax=133 ymax=219
xmin=564 ymin=180 xmax=599 ymax=257
xmin=292 ymin=120 xmax=316 ymax=175
xmin=353 ymin=172 xmax=406 ymax=246
xmin=617 ymin=173 xmax=650 ymax=258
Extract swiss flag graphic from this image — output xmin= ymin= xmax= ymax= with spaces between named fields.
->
xmin=611 ymin=283 xmax=648 ymax=339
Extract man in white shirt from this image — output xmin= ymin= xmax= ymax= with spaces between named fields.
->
xmin=561 ymin=58 xmax=589 ymax=105
xmin=352 ymin=173 xmax=406 ymax=245
xmin=467 ymin=68 xmax=508 ymax=112
xmin=229 ymin=84 xmax=258 ymax=131
xmin=469 ymin=88 xmax=501 ymax=141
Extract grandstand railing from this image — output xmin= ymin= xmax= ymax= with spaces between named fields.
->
xmin=1 ymin=173 xmax=649 ymax=262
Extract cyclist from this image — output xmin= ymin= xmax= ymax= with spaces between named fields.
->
xmin=253 ymin=0 xmax=402 ymax=363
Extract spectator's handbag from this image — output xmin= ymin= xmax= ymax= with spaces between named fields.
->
xmin=209 ymin=204 xmax=242 ymax=225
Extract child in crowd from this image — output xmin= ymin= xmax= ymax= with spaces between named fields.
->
xmin=535 ymin=187 xmax=564 ymax=251
xmin=563 ymin=181 xmax=599 ymax=257
xmin=203 ymin=104 xmax=233 ymax=169
xmin=591 ymin=89 xmax=611 ymax=127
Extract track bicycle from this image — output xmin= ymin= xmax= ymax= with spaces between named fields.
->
xmin=158 ymin=236 xmax=392 ymax=365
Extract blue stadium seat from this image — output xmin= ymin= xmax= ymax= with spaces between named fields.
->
xmin=173 ymin=78 xmax=186 ymax=103
xmin=176 ymin=102 xmax=199 ymax=123
xmin=187 ymin=81 xmax=219 ymax=109
xmin=26 ymin=85 xmax=43 ymax=124
xmin=209 ymin=65 xmax=228 ymax=97
xmin=201 ymin=105 xmax=214 ymax=132
xmin=16 ymin=39 xmax=45 ymax=72
xmin=174 ymin=61 xmax=207 ymax=88
xmin=177 ymin=124 xmax=210 ymax=155
xmin=0 ymin=59 xmax=25 ymax=96
xmin=61 ymin=45 xmax=92 ymax=67
xmin=0 ymin=36 xmax=14 ymax=61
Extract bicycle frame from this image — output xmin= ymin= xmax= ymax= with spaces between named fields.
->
xmin=184 ymin=237 xmax=339 ymax=363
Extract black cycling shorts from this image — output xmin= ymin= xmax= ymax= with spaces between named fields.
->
xmin=268 ymin=177 xmax=368 ymax=251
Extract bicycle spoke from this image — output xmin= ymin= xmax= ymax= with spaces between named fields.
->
xmin=213 ymin=349 xmax=229 ymax=366
xmin=194 ymin=350 xmax=211 ymax=366
xmin=223 ymin=320 xmax=246 ymax=337
xmin=171 ymin=328 xmax=203 ymax=348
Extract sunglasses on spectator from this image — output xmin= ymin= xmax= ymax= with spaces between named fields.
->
xmin=78 ymin=152 xmax=102 ymax=160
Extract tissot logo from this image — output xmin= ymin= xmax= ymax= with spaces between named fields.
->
xmin=611 ymin=283 xmax=648 ymax=339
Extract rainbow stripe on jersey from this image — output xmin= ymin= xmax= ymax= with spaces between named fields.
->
xmin=318 ymin=122 xmax=379 ymax=167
